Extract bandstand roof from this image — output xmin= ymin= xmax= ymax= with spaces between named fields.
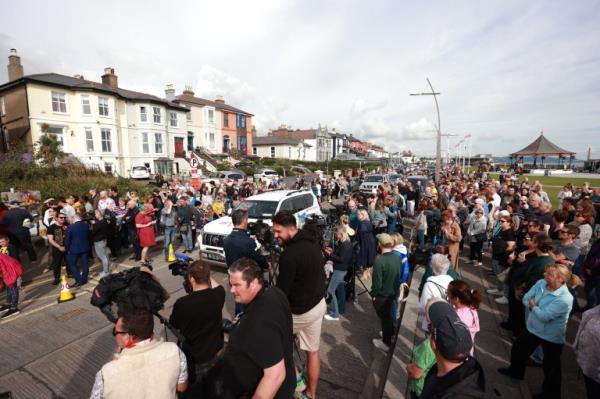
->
xmin=510 ymin=133 xmax=576 ymax=158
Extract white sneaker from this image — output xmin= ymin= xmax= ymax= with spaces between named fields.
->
xmin=486 ymin=288 xmax=501 ymax=295
xmin=379 ymin=331 xmax=383 ymax=338
xmin=372 ymin=338 xmax=390 ymax=351
xmin=495 ymin=296 xmax=509 ymax=305
xmin=477 ymin=262 xmax=483 ymax=266
xmin=324 ymin=314 xmax=339 ymax=321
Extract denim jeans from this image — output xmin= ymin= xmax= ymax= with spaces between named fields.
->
xmin=164 ymin=226 xmax=176 ymax=256
xmin=67 ymin=252 xmax=89 ymax=284
xmin=94 ymin=240 xmax=110 ymax=274
xmin=180 ymin=226 xmax=193 ymax=251
xmin=492 ymin=259 xmax=508 ymax=296
xmin=417 ymin=229 xmax=426 ymax=251
xmin=327 ymin=270 xmax=347 ymax=318
xmin=6 ymin=284 xmax=19 ymax=308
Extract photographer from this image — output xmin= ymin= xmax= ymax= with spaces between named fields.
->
xmin=272 ymin=211 xmax=326 ymax=399
xmin=169 ymin=260 xmax=225 ymax=398
xmin=223 ymin=257 xmax=295 ymax=399
xmin=224 ymin=209 xmax=269 ymax=271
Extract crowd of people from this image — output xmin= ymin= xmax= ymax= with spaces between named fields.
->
xmin=1 ymin=166 xmax=599 ymax=399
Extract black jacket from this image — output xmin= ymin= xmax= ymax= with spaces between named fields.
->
xmin=420 ymin=357 xmax=486 ymax=399
xmin=276 ymin=229 xmax=326 ymax=314
xmin=223 ymin=228 xmax=268 ymax=270
xmin=91 ymin=219 xmax=109 ymax=242
xmin=329 ymin=240 xmax=353 ymax=272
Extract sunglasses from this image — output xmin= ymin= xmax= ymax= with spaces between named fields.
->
xmin=500 ymin=220 xmax=509 ymax=223
xmin=112 ymin=327 xmax=128 ymax=337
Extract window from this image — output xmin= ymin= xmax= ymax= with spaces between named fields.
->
xmin=98 ymin=97 xmax=109 ymax=117
xmin=238 ymin=136 xmax=247 ymax=153
xmin=101 ymin=128 xmax=112 ymax=152
xmin=223 ymin=112 xmax=228 ymax=127
xmin=51 ymin=91 xmax=67 ymax=113
xmin=289 ymin=146 xmax=292 ymax=158
xmin=270 ymin=146 xmax=275 ymax=158
xmin=187 ymin=131 xmax=194 ymax=151
xmin=186 ymin=111 xmax=191 ymax=121
xmin=45 ymin=125 xmax=65 ymax=148
xmin=85 ymin=127 xmax=94 ymax=152
xmin=206 ymin=108 xmax=215 ymax=123
xmin=154 ymin=133 xmax=163 ymax=153
xmin=142 ymin=132 xmax=149 ymax=153
xmin=209 ymin=132 xmax=215 ymax=148
xmin=169 ymin=111 xmax=178 ymax=127
xmin=81 ymin=95 xmax=91 ymax=115
xmin=104 ymin=163 xmax=113 ymax=174
xmin=140 ymin=106 xmax=148 ymax=122
xmin=280 ymin=199 xmax=294 ymax=212
xmin=0 ymin=96 xmax=5 ymax=116
xmin=253 ymin=147 xmax=257 ymax=156
xmin=153 ymin=107 xmax=161 ymax=123
xmin=236 ymin=114 xmax=246 ymax=128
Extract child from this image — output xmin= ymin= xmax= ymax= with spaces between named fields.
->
xmin=0 ymin=235 xmax=23 ymax=318
xmin=447 ymin=280 xmax=481 ymax=355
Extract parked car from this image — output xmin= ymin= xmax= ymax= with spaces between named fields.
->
xmin=406 ymin=175 xmax=430 ymax=189
xmin=254 ymin=168 xmax=279 ymax=181
xmin=359 ymin=174 xmax=389 ymax=193
xmin=389 ymin=173 xmax=403 ymax=184
xmin=290 ymin=165 xmax=312 ymax=176
xmin=199 ymin=190 xmax=321 ymax=267
xmin=129 ymin=166 xmax=150 ymax=180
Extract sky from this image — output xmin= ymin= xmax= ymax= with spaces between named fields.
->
xmin=2 ymin=0 xmax=600 ymax=158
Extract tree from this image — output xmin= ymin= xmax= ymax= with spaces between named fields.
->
xmin=35 ymin=124 xmax=65 ymax=166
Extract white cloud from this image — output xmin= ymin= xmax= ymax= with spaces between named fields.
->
xmin=401 ymin=118 xmax=437 ymax=141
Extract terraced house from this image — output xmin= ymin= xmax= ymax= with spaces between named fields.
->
xmin=0 ymin=49 xmax=255 ymax=176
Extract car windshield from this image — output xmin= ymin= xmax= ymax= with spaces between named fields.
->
xmin=236 ymin=200 xmax=279 ymax=219
xmin=132 ymin=167 xmax=147 ymax=171
xmin=364 ymin=175 xmax=383 ymax=182
xmin=264 ymin=170 xmax=277 ymax=175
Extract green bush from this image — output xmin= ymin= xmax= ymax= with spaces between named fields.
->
xmin=0 ymin=148 xmax=151 ymax=200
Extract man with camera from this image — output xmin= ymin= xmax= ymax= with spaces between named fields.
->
xmin=272 ymin=211 xmax=326 ymax=399
xmin=223 ymin=257 xmax=295 ymax=399
xmin=169 ymin=260 xmax=225 ymax=398
xmin=90 ymin=308 xmax=188 ymax=399
xmin=224 ymin=209 xmax=269 ymax=271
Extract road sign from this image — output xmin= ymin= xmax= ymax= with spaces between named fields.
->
xmin=190 ymin=156 xmax=200 ymax=169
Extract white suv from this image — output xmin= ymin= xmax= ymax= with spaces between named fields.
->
xmin=199 ymin=190 xmax=321 ymax=267
xmin=359 ymin=174 xmax=388 ymax=193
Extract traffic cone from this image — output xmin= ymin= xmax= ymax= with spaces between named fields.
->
xmin=167 ymin=243 xmax=176 ymax=262
xmin=57 ymin=275 xmax=76 ymax=303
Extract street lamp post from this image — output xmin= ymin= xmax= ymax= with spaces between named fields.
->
xmin=410 ymin=78 xmax=441 ymax=182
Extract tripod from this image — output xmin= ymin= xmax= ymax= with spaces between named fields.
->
xmin=348 ymin=241 xmax=371 ymax=303
xmin=155 ymin=312 xmax=186 ymax=344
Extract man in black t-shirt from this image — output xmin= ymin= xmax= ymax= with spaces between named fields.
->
xmin=487 ymin=215 xmax=516 ymax=305
xmin=223 ymin=258 xmax=295 ymax=399
xmin=170 ymin=260 xmax=225 ymax=398
xmin=46 ymin=212 xmax=69 ymax=285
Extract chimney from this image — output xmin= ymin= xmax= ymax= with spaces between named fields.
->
xmin=165 ymin=84 xmax=175 ymax=101
xmin=73 ymin=74 xmax=85 ymax=80
xmin=215 ymin=95 xmax=225 ymax=103
xmin=182 ymin=85 xmax=195 ymax=97
xmin=7 ymin=48 xmax=24 ymax=81
xmin=101 ymin=67 xmax=118 ymax=88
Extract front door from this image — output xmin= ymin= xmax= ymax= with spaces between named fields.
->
xmin=223 ymin=135 xmax=230 ymax=153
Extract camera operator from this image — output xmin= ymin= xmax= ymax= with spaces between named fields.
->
xmin=272 ymin=211 xmax=326 ymax=399
xmin=90 ymin=308 xmax=188 ymax=399
xmin=223 ymin=257 xmax=295 ymax=399
xmin=224 ymin=209 xmax=269 ymax=315
xmin=169 ymin=260 xmax=225 ymax=398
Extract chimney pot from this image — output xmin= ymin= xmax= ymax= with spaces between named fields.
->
xmin=165 ymin=84 xmax=175 ymax=101
xmin=182 ymin=85 xmax=195 ymax=97
xmin=7 ymin=48 xmax=24 ymax=81
xmin=101 ymin=67 xmax=118 ymax=88
xmin=215 ymin=95 xmax=225 ymax=103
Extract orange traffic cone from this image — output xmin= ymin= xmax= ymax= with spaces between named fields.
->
xmin=57 ymin=274 xmax=76 ymax=303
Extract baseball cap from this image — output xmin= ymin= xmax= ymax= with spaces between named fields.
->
xmin=376 ymin=233 xmax=394 ymax=246
xmin=427 ymin=299 xmax=472 ymax=361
